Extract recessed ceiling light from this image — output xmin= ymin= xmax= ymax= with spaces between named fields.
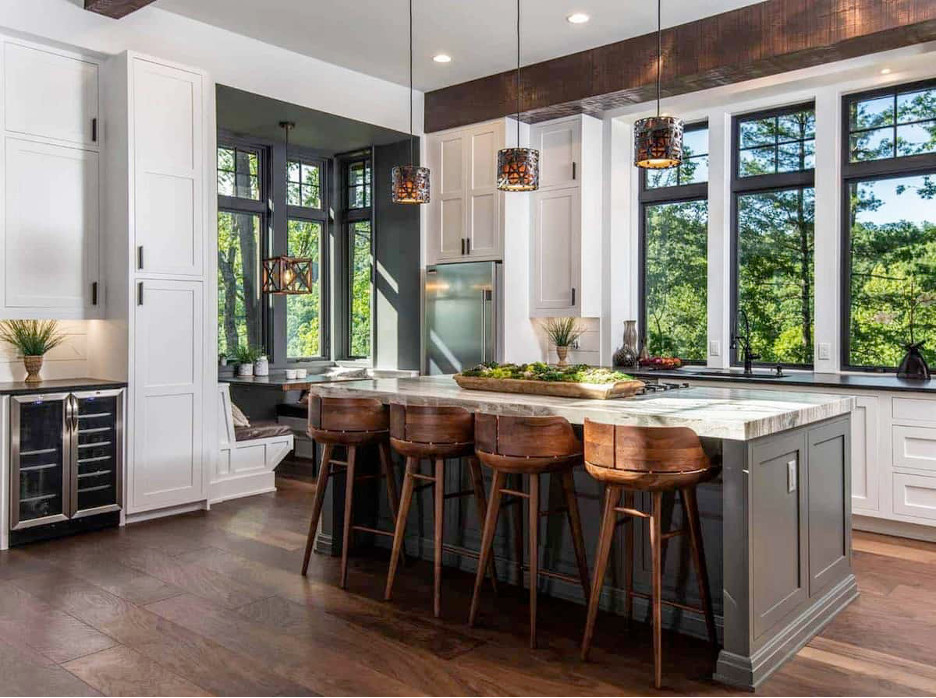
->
xmin=567 ymin=12 xmax=590 ymax=24
xmin=433 ymin=53 xmax=452 ymax=63
xmin=880 ymin=68 xmax=892 ymax=75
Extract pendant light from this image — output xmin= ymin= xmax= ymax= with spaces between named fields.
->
xmin=497 ymin=0 xmax=539 ymax=192
xmin=391 ymin=0 xmax=430 ymax=204
xmin=634 ymin=0 xmax=683 ymax=169
xmin=262 ymin=122 xmax=316 ymax=295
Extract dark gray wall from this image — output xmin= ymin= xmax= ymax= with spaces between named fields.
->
xmin=373 ymin=139 xmax=421 ymax=371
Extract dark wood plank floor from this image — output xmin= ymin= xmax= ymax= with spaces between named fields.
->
xmin=1 ymin=476 xmax=934 ymax=696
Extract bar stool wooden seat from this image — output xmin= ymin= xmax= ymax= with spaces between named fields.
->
xmin=580 ymin=420 xmax=719 ymax=689
xmin=301 ymin=395 xmax=403 ymax=589
xmin=384 ymin=404 xmax=500 ymax=618
xmin=469 ymin=414 xmax=591 ymax=649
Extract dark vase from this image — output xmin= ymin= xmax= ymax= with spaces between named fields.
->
xmin=897 ymin=341 xmax=931 ymax=380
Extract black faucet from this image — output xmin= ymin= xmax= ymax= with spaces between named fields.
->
xmin=731 ymin=310 xmax=760 ymax=376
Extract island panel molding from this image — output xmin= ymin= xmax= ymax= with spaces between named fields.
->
xmin=84 ymin=0 xmax=157 ymax=19
xmin=424 ymin=0 xmax=936 ymax=132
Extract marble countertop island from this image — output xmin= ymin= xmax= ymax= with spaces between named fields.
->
xmin=312 ymin=375 xmax=854 ymax=441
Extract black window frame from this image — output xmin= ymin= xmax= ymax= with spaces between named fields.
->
xmin=217 ymin=135 xmax=270 ymax=360
xmin=840 ymin=78 xmax=936 ymax=372
xmin=338 ymin=150 xmax=375 ymax=361
xmin=638 ymin=121 xmax=709 ymax=365
xmin=730 ymin=101 xmax=817 ymax=370
xmin=284 ymin=150 xmax=331 ymax=363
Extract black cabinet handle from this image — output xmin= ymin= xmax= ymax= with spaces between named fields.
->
xmin=571 ymin=287 xmax=576 ymax=306
xmin=137 ymin=282 xmax=144 ymax=306
xmin=137 ymin=246 xmax=144 ymax=270
xmin=92 ymin=118 xmax=98 ymax=143
xmin=466 ymin=238 xmax=471 ymax=254
xmin=572 ymin=161 xmax=576 ymax=180
xmin=91 ymin=282 xmax=98 ymax=306
xmin=461 ymin=239 xmax=465 ymax=255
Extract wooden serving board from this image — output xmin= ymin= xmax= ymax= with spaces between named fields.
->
xmin=453 ymin=374 xmax=645 ymax=400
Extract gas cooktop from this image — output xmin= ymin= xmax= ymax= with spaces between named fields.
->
xmin=636 ymin=381 xmax=691 ymax=395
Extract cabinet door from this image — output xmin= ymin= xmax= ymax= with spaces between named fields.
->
xmin=131 ymin=279 xmax=204 ymax=512
xmin=435 ymin=132 xmax=467 ymax=261
xmin=807 ymin=421 xmax=850 ymax=598
xmin=4 ymin=42 xmax=99 ymax=147
xmin=533 ymin=119 xmax=579 ymax=189
xmin=72 ymin=391 xmax=123 ymax=518
xmin=531 ymin=186 xmax=580 ymax=315
xmin=851 ymin=395 xmax=879 ymax=514
xmin=132 ymin=58 xmax=204 ymax=276
xmin=4 ymin=138 xmax=99 ymax=310
xmin=466 ymin=124 xmax=501 ymax=258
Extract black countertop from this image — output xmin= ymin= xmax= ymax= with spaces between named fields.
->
xmin=0 ymin=377 xmax=127 ymax=396
xmin=628 ymin=366 xmax=936 ymax=393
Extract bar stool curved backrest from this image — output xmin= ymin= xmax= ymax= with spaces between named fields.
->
xmin=584 ymin=422 xmax=710 ymax=484
xmin=307 ymin=394 xmax=389 ymax=443
xmin=475 ymin=413 xmax=582 ymax=466
xmin=389 ymin=404 xmax=474 ymax=456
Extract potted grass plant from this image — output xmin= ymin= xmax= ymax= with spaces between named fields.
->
xmin=542 ymin=317 xmax=586 ymax=368
xmin=234 ymin=345 xmax=261 ymax=377
xmin=0 ymin=320 xmax=67 ymax=383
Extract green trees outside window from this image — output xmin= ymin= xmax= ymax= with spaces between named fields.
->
xmin=286 ymin=220 xmax=323 ymax=359
xmin=217 ymin=211 xmax=261 ymax=357
xmin=349 ymin=221 xmax=373 ymax=358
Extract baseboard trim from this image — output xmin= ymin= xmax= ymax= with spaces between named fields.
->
xmin=854 ymin=515 xmax=936 ymax=543
xmin=125 ymin=500 xmax=208 ymax=524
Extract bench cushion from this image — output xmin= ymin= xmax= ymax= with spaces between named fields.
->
xmin=276 ymin=403 xmax=308 ymax=420
xmin=235 ymin=422 xmax=294 ymax=442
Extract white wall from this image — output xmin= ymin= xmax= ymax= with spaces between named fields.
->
xmin=0 ymin=320 xmax=90 ymax=382
xmin=605 ymin=42 xmax=936 ymax=372
xmin=0 ymin=0 xmax=422 ymax=138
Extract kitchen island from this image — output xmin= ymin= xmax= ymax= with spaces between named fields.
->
xmin=311 ymin=376 xmax=857 ymax=690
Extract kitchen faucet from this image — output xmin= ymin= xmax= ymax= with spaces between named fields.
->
xmin=731 ymin=309 xmax=760 ymax=376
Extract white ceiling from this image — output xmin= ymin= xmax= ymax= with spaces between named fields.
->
xmin=155 ymin=0 xmax=764 ymax=92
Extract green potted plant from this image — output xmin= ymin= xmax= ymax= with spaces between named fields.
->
xmin=542 ymin=317 xmax=586 ymax=368
xmin=0 ymin=319 xmax=67 ymax=383
xmin=234 ymin=345 xmax=261 ymax=377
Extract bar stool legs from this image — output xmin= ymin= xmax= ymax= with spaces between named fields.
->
xmin=302 ymin=443 xmax=334 ymax=576
xmin=580 ymin=484 xmax=717 ymax=689
xmin=469 ymin=470 xmax=506 ymax=628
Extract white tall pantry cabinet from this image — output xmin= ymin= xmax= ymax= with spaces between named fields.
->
xmin=98 ymin=52 xmax=216 ymax=518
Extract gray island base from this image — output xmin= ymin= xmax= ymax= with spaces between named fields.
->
xmin=311 ymin=377 xmax=858 ymax=691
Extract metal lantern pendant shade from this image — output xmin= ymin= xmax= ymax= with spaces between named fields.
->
xmin=498 ymin=0 xmax=539 ymax=192
xmin=393 ymin=0 xmax=430 ymax=205
xmin=634 ymin=115 xmax=684 ymax=168
xmin=497 ymin=147 xmax=539 ymax=191
xmin=635 ymin=0 xmax=683 ymax=170
xmin=262 ymin=256 xmax=316 ymax=295
xmin=391 ymin=164 xmax=430 ymax=204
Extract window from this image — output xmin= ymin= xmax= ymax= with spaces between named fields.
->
xmin=639 ymin=123 xmax=709 ymax=362
xmin=349 ymin=221 xmax=373 ymax=358
xmin=843 ymin=81 xmax=936 ymax=370
xmin=347 ymin=158 xmax=372 ymax=209
xmin=732 ymin=104 xmax=816 ymax=367
xmin=217 ymin=211 xmax=262 ymax=357
xmin=218 ymin=146 xmax=260 ymax=200
xmin=286 ymin=220 xmax=324 ymax=359
xmin=287 ymin=159 xmax=322 ymax=209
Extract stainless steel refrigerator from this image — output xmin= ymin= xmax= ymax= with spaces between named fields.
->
xmin=425 ymin=261 xmax=503 ymax=375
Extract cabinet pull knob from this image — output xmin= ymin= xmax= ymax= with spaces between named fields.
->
xmin=137 ymin=282 xmax=144 ymax=306
xmin=91 ymin=282 xmax=98 ymax=306
xmin=571 ymin=287 xmax=576 ymax=306
xmin=572 ymin=161 xmax=576 ymax=180
xmin=137 ymin=246 xmax=144 ymax=270
xmin=92 ymin=118 xmax=98 ymax=143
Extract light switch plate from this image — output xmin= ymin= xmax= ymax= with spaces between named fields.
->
xmin=818 ymin=343 xmax=831 ymax=360
xmin=709 ymin=340 xmax=720 ymax=357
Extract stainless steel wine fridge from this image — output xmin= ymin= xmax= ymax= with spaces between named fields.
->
xmin=9 ymin=388 xmax=124 ymax=546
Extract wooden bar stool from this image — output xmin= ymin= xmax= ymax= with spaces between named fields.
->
xmin=384 ymin=404 xmax=500 ymax=618
xmin=469 ymin=414 xmax=591 ymax=649
xmin=580 ymin=420 xmax=719 ymax=689
xmin=301 ymin=395 xmax=403 ymax=589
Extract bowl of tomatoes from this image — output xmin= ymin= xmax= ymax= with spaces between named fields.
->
xmin=638 ymin=356 xmax=683 ymax=370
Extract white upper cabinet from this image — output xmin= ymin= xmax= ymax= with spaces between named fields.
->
xmin=4 ymin=42 xmax=100 ymax=148
xmin=132 ymin=57 xmax=204 ymax=277
xmin=4 ymin=139 xmax=99 ymax=311
xmin=529 ymin=114 xmax=602 ymax=318
xmin=428 ymin=119 xmax=504 ymax=264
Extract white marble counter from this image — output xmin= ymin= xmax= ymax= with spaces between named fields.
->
xmin=311 ymin=376 xmax=854 ymax=441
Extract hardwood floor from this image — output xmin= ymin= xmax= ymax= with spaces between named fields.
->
xmin=2 ymin=476 xmax=935 ymax=696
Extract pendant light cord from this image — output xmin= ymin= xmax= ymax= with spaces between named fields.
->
xmin=656 ymin=0 xmax=662 ymax=116
xmin=516 ymin=0 xmax=521 ymax=146
xmin=409 ymin=0 xmax=415 ymax=166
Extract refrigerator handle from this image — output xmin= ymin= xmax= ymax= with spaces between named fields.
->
xmin=481 ymin=289 xmax=487 ymax=363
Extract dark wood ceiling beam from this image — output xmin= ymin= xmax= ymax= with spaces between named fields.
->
xmin=84 ymin=0 xmax=157 ymax=20
xmin=425 ymin=0 xmax=936 ymax=132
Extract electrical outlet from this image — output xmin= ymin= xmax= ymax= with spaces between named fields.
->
xmin=709 ymin=340 xmax=720 ymax=357
xmin=787 ymin=459 xmax=797 ymax=493
xmin=818 ymin=343 xmax=831 ymax=361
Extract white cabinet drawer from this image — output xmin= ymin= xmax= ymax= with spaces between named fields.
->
xmin=893 ymin=397 xmax=936 ymax=424
xmin=893 ymin=425 xmax=936 ymax=473
xmin=894 ymin=473 xmax=936 ymax=522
